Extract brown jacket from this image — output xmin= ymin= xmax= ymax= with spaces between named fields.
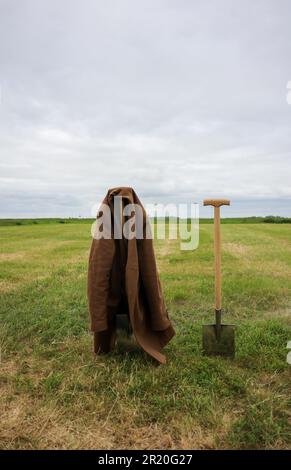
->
xmin=88 ymin=187 xmax=175 ymax=364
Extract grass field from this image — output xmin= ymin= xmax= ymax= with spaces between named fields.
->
xmin=0 ymin=221 xmax=290 ymax=449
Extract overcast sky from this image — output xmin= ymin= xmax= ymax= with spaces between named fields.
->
xmin=0 ymin=0 xmax=291 ymax=218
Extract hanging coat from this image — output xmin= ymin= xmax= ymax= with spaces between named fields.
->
xmin=87 ymin=187 xmax=175 ymax=364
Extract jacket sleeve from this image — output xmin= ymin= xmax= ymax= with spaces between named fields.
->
xmin=138 ymin=237 xmax=171 ymax=331
xmin=87 ymin=238 xmax=115 ymax=332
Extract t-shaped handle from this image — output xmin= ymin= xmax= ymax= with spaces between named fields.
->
xmin=203 ymin=199 xmax=230 ymax=207
xmin=203 ymin=198 xmax=230 ymax=311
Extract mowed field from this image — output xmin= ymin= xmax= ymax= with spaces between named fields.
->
xmin=0 ymin=222 xmax=290 ymax=450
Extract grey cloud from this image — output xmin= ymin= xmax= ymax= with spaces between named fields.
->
xmin=0 ymin=0 xmax=291 ymax=217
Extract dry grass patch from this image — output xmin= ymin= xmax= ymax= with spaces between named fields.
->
xmin=0 ymin=253 xmax=26 ymax=262
xmin=224 ymin=242 xmax=249 ymax=256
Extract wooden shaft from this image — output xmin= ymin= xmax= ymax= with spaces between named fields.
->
xmin=203 ymin=198 xmax=230 ymax=311
xmin=214 ymin=206 xmax=222 ymax=310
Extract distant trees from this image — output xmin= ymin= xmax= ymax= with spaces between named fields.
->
xmin=264 ymin=215 xmax=291 ymax=223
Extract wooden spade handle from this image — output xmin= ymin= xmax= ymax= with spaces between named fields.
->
xmin=203 ymin=199 xmax=230 ymax=207
xmin=214 ymin=206 xmax=222 ymax=310
xmin=203 ymin=199 xmax=230 ymax=310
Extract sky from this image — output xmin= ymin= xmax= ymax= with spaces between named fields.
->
xmin=0 ymin=0 xmax=291 ymax=218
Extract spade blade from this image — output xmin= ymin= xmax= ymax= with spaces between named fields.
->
xmin=202 ymin=324 xmax=235 ymax=358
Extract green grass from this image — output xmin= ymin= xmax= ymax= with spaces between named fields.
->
xmin=0 ymin=218 xmax=94 ymax=227
xmin=0 ymin=222 xmax=290 ymax=449
xmin=0 ymin=216 xmax=283 ymax=227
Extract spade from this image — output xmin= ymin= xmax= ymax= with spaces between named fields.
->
xmin=202 ymin=199 xmax=235 ymax=358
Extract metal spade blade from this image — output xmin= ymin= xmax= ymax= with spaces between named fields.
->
xmin=202 ymin=309 xmax=235 ymax=358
